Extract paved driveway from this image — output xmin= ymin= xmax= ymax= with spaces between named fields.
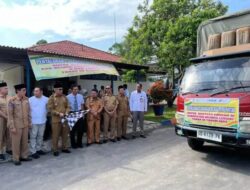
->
xmin=1 ymin=127 xmax=250 ymax=190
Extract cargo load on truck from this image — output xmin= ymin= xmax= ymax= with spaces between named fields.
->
xmin=197 ymin=9 xmax=250 ymax=57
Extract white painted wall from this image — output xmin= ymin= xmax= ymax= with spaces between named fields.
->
xmin=0 ymin=65 xmax=24 ymax=96
xmin=77 ymin=77 xmax=152 ymax=96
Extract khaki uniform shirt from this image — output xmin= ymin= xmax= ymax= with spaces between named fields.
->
xmin=85 ymin=97 xmax=103 ymax=121
xmin=8 ymin=96 xmax=31 ymax=129
xmin=103 ymin=94 xmax=118 ymax=112
xmin=0 ymin=95 xmax=10 ymax=119
xmin=98 ymin=90 xmax=105 ymax=98
xmin=47 ymin=94 xmax=70 ymax=123
xmin=116 ymin=94 xmax=129 ymax=117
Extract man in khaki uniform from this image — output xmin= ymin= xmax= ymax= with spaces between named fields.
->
xmin=8 ymin=84 xmax=32 ymax=166
xmin=116 ymin=85 xmax=130 ymax=141
xmin=98 ymin=86 xmax=105 ymax=98
xmin=0 ymin=82 xmax=10 ymax=160
xmin=48 ymin=83 xmax=71 ymax=156
xmin=86 ymin=89 xmax=103 ymax=146
xmin=103 ymin=85 xmax=118 ymax=143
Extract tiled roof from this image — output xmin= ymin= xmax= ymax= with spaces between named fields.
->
xmin=28 ymin=40 xmax=122 ymax=63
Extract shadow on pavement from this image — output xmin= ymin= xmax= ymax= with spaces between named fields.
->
xmin=0 ymin=127 xmax=179 ymax=190
xmin=200 ymin=144 xmax=250 ymax=176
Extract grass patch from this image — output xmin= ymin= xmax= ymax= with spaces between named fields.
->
xmin=144 ymin=106 xmax=176 ymax=123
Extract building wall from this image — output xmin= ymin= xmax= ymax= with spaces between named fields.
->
xmin=77 ymin=78 xmax=152 ymax=96
xmin=0 ymin=65 xmax=24 ymax=96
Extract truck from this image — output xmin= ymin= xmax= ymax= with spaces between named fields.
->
xmin=175 ymin=9 xmax=250 ymax=150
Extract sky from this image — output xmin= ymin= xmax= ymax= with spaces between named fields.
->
xmin=0 ymin=0 xmax=249 ymax=51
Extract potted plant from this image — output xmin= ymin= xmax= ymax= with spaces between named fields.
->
xmin=148 ymin=80 xmax=168 ymax=116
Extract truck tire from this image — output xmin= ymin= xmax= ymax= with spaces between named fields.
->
xmin=167 ymin=100 xmax=173 ymax=108
xmin=187 ymin=138 xmax=204 ymax=151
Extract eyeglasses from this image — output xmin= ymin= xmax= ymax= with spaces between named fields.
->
xmin=105 ymin=88 xmax=110 ymax=89
xmin=58 ymin=88 xmax=63 ymax=91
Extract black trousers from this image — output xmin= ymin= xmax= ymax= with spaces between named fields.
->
xmin=43 ymin=116 xmax=52 ymax=141
xmin=70 ymin=118 xmax=84 ymax=147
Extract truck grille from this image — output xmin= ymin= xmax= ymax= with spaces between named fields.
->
xmin=190 ymin=124 xmax=237 ymax=133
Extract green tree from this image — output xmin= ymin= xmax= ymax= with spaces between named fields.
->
xmin=108 ymin=42 xmax=126 ymax=56
xmin=112 ymin=0 xmax=228 ymax=79
xmin=122 ymin=70 xmax=146 ymax=83
xmin=158 ymin=0 xmax=227 ymax=77
xmin=36 ymin=39 xmax=48 ymax=45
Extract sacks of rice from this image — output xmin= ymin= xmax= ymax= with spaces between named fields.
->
xmin=236 ymin=27 xmax=250 ymax=45
xmin=207 ymin=34 xmax=221 ymax=50
xmin=221 ymin=30 xmax=236 ymax=47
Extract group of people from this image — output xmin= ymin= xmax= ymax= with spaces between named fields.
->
xmin=0 ymin=81 xmax=148 ymax=166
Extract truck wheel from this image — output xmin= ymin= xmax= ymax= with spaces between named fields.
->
xmin=187 ymin=138 xmax=204 ymax=151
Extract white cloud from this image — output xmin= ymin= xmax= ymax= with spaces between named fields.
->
xmin=0 ymin=0 xmax=143 ymax=42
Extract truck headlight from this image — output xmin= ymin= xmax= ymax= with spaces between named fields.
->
xmin=176 ymin=112 xmax=184 ymax=125
xmin=240 ymin=117 xmax=250 ymax=133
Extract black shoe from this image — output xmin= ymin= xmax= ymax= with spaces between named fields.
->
xmin=62 ymin=149 xmax=71 ymax=153
xmin=122 ymin=136 xmax=128 ymax=140
xmin=31 ymin=153 xmax=40 ymax=159
xmin=77 ymin=144 xmax=83 ymax=148
xmin=95 ymin=141 xmax=102 ymax=144
xmin=140 ymin=134 xmax=146 ymax=138
xmin=6 ymin=150 xmax=12 ymax=155
xmin=37 ymin=150 xmax=46 ymax=155
xmin=132 ymin=135 xmax=136 ymax=139
xmin=53 ymin=151 xmax=59 ymax=157
xmin=0 ymin=154 xmax=5 ymax=160
xmin=117 ymin=137 xmax=121 ymax=141
xmin=20 ymin=157 xmax=32 ymax=161
xmin=72 ymin=145 xmax=78 ymax=149
xmin=110 ymin=139 xmax=117 ymax=143
xmin=103 ymin=140 xmax=108 ymax=144
xmin=14 ymin=161 xmax=21 ymax=166
xmin=86 ymin=143 xmax=92 ymax=147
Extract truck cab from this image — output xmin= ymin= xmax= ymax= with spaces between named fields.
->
xmin=175 ymin=51 xmax=250 ymax=150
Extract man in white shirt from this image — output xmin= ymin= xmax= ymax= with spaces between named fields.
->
xmin=67 ymin=84 xmax=85 ymax=148
xmin=29 ymin=87 xmax=48 ymax=159
xmin=129 ymin=83 xmax=148 ymax=138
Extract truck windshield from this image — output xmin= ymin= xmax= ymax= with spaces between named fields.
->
xmin=181 ymin=57 xmax=250 ymax=94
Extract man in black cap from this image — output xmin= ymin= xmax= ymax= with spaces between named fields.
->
xmin=116 ymin=85 xmax=129 ymax=141
xmin=48 ymin=82 xmax=71 ymax=156
xmin=8 ymin=84 xmax=32 ymax=165
xmin=0 ymin=82 xmax=10 ymax=160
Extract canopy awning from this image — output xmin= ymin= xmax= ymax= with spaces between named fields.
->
xmin=0 ymin=45 xmax=27 ymax=64
xmin=28 ymin=53 xmax=119 ymax=81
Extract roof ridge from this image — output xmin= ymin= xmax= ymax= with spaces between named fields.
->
xmin=29 ymin=40 xmax=70 ymax=48
xmin=27 ymin=40 xmax=122 ymax=63
xmin=30 ymin=40 xmax=121 ymax=58
xmin=63 ymin=40 xmax=121 ymax=58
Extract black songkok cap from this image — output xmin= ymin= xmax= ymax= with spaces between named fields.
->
xmin=54 ymin=82 xmax=63 ymax=88
xmin=14 ymin=84 xmax=26 ymax=90
xmin=91 ymin=89 xmax=98 ymax=93
xmin=118 ymin=85 xmax=124 ymax=90
xmin=0 ymin=82 xmax=7 ymax=88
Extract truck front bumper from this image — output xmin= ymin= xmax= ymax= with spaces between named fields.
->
xmin=175 ymin=124 xmax=250 ymax=148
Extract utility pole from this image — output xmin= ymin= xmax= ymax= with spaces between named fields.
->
xmin=114 ymin=13 xmax=117 ymax=44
